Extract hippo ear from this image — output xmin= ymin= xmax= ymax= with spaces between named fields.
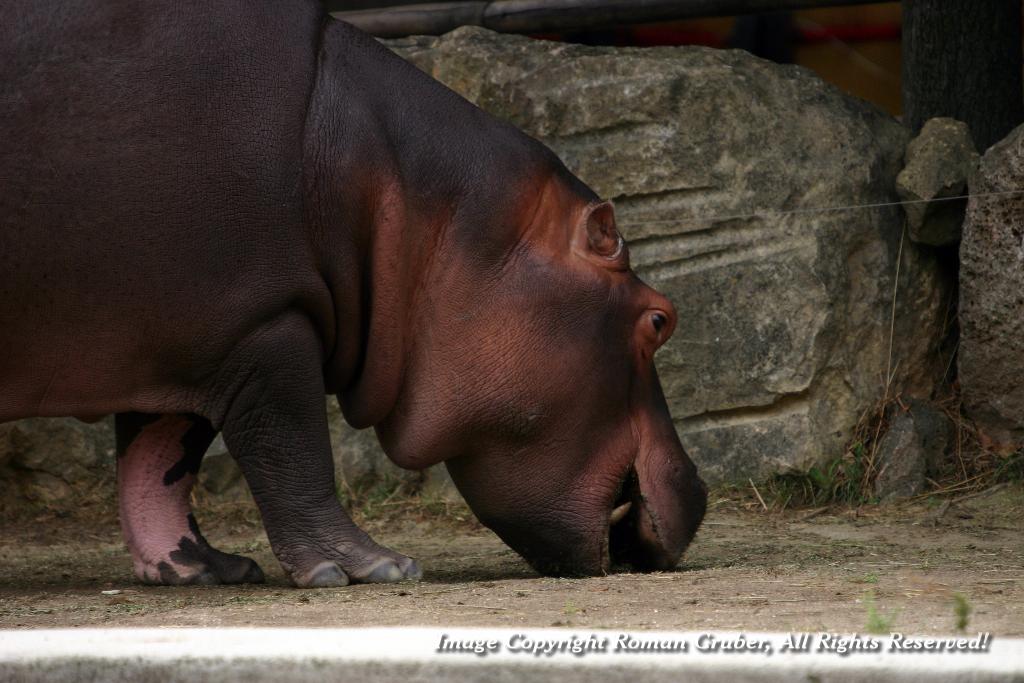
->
xmin=585 ymin=201 xmax=624 ymax=260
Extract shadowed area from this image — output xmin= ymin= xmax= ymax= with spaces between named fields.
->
xmin=1 ymin=485 xmax=1021 ymax=634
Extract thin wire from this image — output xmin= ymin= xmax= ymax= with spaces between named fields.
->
xmin=794 ymin=17 xmax=900 ymax=85
xmin=615 ymin=188 xmax=1024 ymax=227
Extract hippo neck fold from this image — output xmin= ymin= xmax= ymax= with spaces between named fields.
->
xmin=304 ymin=18 xmax=567 ymax=430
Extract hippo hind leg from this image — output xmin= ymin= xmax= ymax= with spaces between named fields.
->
xmin=116 ymin=412 xmax=264 ymax=585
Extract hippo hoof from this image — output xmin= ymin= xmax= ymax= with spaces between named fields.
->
xmin=398 ymin=558 xmax=423 ymax=582
xmin=145 ymin=553 xmax=265 ymax=586
xmin=289 ymin=553 xmax=422 ymax=586
xmin=351 ymin=555 xmax=423 ymax=584
xmin=365 ymin=561 xmax=403 ymax=583
xmin=295 ymin=562 xmax=350 ymax=588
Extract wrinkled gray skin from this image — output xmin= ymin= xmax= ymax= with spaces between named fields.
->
xmin=0 ymin=0 xmax=707 ymax=586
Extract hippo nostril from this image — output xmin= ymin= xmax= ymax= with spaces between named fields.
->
xmin=651 ymin=313 xmax=667 ymax=334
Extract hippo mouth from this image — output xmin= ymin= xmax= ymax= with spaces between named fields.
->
xmin=608 ymin=466 xmax=644 ymax=570
xmin=607 ymin=465 xmax=685 ymax=572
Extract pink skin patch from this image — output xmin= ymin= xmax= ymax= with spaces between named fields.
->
xmin=117 ymin=416 xmax=205 ymax=583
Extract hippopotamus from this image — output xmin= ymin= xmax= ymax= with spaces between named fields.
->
xmin=0 ymin=0 xmax=707 ymax=587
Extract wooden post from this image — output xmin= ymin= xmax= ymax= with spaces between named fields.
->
xmin=334 ymin=0 xmax=886 ymax=38
xmin=902 ymin=0 xmax=1023 ymax=152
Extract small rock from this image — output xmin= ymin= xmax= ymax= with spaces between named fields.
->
xmin=896 ymin=117 xmax=980 ymax=246
xmin=197 ymin=443 xmax=245 ymax=497
xmin=873 ymin=400 xmax=953 ymax=502
xmin=906 ymin=399 xmax=954 ymax=477
xmin=874 ymin=421 xmax=926 ymax=501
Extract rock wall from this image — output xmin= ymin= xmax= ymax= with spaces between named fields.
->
xmin=959 ymin=123 xmax=1024 ymax=451
xmin=0 ymin=28 xmax=954 ymax=510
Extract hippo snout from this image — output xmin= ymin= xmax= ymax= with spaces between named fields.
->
xmin=609 ymin=463 xmax=707 ymax=572
xmin=504 ymin=454 xmax=706 ymax=578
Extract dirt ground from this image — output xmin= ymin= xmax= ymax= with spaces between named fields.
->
xmin=1 ymin=484 xmax=1021 ymax=635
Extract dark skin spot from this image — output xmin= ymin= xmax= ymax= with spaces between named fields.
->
xmin=116 ymin=413 xmax=215 ymax=484
xmin=114 ymin=413 xmax=161 ymax=458
xmin=165 ymin=514 xmax=265 ymax=584
xmin=156 ymin=561 xmax=183 ymax=585
xmin=162 ymin=415 xmax=216 ymax=486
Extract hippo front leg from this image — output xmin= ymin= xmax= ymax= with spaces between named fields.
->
xmin=218 ymin=315 xmax=421 ymax=588
xmin=116 ymin=412 xmax=264 ymax=585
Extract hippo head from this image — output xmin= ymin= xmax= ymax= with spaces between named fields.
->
xmin=340 ymin=149 xmax=706 ymax=577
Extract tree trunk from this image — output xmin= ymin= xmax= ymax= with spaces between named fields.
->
xmin=902 ymin=0 xmax=1023 ymax=152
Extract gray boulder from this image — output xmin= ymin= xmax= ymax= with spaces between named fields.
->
xmin=896 ymin=117 xmax=979 ymax=246
xmin=388 ymin=28 xmax=949 ymax=484
xmin=959 ymin=123 xmax=1024 ymax=451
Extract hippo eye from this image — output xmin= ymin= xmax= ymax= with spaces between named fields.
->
xmin=651 ymin=312 xmax=667 ymax=334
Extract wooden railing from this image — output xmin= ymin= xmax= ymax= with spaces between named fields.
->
xmin=333 ymin=0 xmax=888 ymax=38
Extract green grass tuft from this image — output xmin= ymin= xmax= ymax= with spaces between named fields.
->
xmin=953 ymin=592 xmax=972 ymax=632
xmin=764 ymin=444 xmax=877 ymax=509
xmin=863 ymin=591 xmax=898 ymax=635
xmin=993 ymin=450 xmax=1024 ymax=483
xmin=850 ymin=573 xmax=879 ymax=585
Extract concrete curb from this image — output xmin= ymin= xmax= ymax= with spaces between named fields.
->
xmin=0 ymin=628 xmax=1021 ymax=682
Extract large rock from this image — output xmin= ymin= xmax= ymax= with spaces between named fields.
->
xmin=388 ymin=28 xmax=949 ymax=484
xmin=960 ymin=123 xmax=1024 ymax=451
